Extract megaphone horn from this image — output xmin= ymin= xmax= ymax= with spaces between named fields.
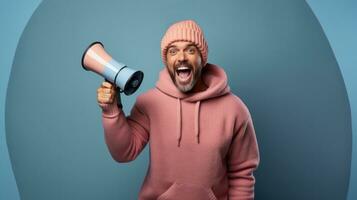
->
xmin=81 ymin=41 xmax=144 ymax=95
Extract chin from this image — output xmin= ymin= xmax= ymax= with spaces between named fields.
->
xmin=176 ymin=79 xmax=197 ymax=93
xmin=178 ymin=85 xmax=194 ymax=93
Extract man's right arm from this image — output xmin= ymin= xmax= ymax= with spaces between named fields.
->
xmin=98 ymin=81 xmax=149 ymax=163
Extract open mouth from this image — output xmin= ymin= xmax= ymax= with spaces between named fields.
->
xmin=175 ymin=66 xmax=192 ymax=83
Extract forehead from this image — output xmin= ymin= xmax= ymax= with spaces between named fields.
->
xmin=168 ymin=41 xmax=196 ymax=49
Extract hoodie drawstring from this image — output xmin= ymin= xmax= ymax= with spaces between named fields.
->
xmin=176 ymin=98 xmax=201 ymax=147
xmin=194 ymin=101 xmax=201 ymax=144
xmin=177 ymin=98 xmax=182 ymax=147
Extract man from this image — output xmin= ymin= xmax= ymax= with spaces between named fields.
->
xmin=97 ymin=20 xmax=260 ymax=200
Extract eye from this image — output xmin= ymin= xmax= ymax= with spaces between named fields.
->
xmin=168 ymin=48 xmax=178 ymax=55
xmin=187 ymin=47 xmax=196 ymax=54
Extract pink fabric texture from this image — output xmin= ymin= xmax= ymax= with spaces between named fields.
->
xmin=161 ymin=20 xmax=208 ymax=66
xmin=101 ymin=63 xmax=260 ymax=200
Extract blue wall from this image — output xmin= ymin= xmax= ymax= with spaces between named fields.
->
xmin=0 ymin=1 xmax=42 ymax=199
xmin=1 ymin=0 xmax=356 ymax=199
xmin=305 ymin=2 xmax=357 ymax=199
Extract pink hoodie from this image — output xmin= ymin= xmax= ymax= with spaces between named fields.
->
xmin=102 ymin=63 xmax=260 ymax=200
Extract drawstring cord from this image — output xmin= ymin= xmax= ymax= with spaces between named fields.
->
xmin=176 ymin=98 xmax=201 ymax=147
xmin=194 ymin=101 xmax=201 ymax=144
xmin=177 ymin=98 xmax=182 ymax=147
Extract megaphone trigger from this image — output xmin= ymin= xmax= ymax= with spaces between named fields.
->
xmin=104 ymin=78 xmax=123 ymax=93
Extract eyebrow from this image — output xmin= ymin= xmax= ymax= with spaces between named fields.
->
xmin=168 ymin=44 xmax=196 ymax=49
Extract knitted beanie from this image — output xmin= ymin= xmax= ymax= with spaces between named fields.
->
xmin=161 ymin=20 xmax=208 ymax=66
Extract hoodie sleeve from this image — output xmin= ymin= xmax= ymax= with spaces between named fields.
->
xmin=227 ymin=112 xmax=260 ymax=200
xmin=101 ymin=97 xmax=150 ymax=163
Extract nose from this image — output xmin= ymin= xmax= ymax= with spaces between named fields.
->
xmin=177 ymin=50 xmax=187 ymax=62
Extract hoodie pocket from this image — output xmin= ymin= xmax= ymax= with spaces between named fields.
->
xmin=157 ymin=182 xmax=217 ymax=200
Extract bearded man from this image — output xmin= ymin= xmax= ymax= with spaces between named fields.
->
xmin=97 ymin=19 xmax=260 ymax=200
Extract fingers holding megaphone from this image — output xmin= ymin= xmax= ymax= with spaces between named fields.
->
xmin=97 ymin=81 xmax=122 ymax=112
xmin=97 ymin=81 xmax=117 ymax=104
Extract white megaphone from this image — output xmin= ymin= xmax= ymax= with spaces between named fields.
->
xmin=81 ymin=41 xmax=144 ymax=95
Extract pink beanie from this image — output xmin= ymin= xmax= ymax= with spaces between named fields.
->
xmin=161 ymin=20 xmax=208 ymax=66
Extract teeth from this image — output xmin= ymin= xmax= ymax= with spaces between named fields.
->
xmin=177 ymin=66 xmax=190 ymax=70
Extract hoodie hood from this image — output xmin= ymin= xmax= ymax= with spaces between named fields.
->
xmin=155 ymin=63 xmax=230 ymax=147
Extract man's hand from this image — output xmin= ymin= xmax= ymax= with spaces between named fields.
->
xmin=97 ymin=81 xmax=118 ymax=110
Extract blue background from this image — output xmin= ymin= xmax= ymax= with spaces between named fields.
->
xmin=1 ymin=0 xmax=356 ymax=199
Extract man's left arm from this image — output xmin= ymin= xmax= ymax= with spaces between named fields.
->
xmin=227 ymin=114 xmax=260 ymax=200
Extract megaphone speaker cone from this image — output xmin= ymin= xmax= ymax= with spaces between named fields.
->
xmin=123 ymin=70 xmax=144 ymax=95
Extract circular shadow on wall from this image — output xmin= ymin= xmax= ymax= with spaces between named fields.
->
xmin=5 ymin=1 xmax=351 ymax=200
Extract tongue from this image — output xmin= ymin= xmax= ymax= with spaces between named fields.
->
xmin=178 ymin=71 xmax=190 ymax=79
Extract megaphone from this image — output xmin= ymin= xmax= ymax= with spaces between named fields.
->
xmin=81 ymin=41 xmax=144 ymax=95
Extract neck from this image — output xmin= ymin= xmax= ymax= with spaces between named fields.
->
xmin=189 ymin=76 xmax=208 ymax=93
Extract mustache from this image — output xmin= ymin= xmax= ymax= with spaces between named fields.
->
xmin=175 ymin=62 xmax=193 ymax=69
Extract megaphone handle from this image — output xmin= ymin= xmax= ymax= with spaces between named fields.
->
xmin=116 ymin=89 xmax=123 ymax=109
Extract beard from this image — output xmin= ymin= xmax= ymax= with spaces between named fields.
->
xmin=168 ymin=61 xmax=202 ymax=93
